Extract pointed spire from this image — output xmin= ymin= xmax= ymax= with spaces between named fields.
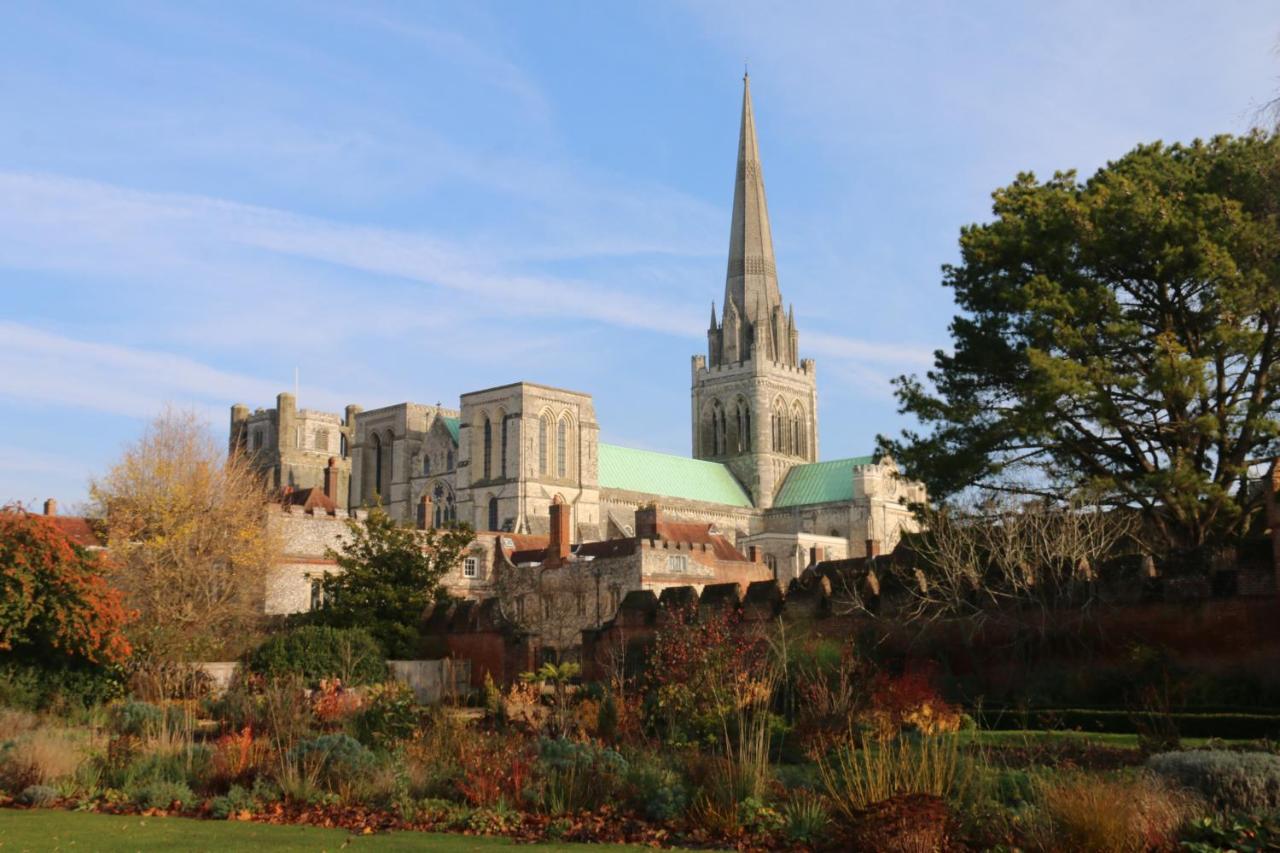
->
xmin=723 ymin=73 xmax=782 ymax=356
xmin=710 ymin=301 xmax=718 ymax=330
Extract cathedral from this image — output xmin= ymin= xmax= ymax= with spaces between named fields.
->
xmin=230 ymin=76 xmax=924 ymax=614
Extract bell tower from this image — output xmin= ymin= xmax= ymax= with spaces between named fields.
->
xmin=692 ymin=74 xmax=818 ymax=509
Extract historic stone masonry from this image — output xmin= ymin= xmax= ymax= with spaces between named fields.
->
xmin=232 ymin=75 xmax=926 ymax=617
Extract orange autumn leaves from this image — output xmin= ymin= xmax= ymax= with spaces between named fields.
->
xmin=0 ymin=506 xmax=133 ymax=666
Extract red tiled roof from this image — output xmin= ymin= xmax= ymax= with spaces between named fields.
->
xmin=282 ymin=487 xmax=338 ymax=514
xmin=48 ymin=516 xmax=103 ymax=548
xmin=653 ymin=520 xmax=746 ymax=561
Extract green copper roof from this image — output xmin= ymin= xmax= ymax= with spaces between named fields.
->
xmin=598 ymin=444 xmax=753 ymax=508
xmin=442 ymin=417 xmax=460 ymax=444
xmin=773 ymin=456 xmax=875 ymax=507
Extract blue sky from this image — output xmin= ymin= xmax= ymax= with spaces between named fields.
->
xmin=2 ymin=1 xmax=1277 ymax=508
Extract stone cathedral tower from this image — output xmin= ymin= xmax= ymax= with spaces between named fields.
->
xmin=692 ymin=74 xmax=818 ymax=509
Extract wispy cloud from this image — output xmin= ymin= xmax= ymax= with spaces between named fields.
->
xmin=0 ymin=321 xmax=349 ymax=419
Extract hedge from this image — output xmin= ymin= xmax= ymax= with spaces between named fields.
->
xmin=975 ymin=707 xmax=1280 ymax=740
xmin=246 ymin=626 xmax=387 ymax=686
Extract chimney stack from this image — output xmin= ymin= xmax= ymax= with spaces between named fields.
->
xmin=634 ymin=505 xmax=659 ymax=540
xmin=748 ymin=545 xmax=760 ymax=563
xmin=809 ymin=545 xmax=824 ymax=566
xmin=43 ymin=498 xmax=57 ymax=517
xmin=866 ymin=539 xmax=881 ymax=558
xmin=323 ymin=457 xmax=338 ymax=501
xmin=549 ymin=496 xmax=571 ymax=564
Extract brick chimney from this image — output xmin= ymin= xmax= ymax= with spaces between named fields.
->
xmin=634 ymin=505 xmax=659 ymax=540
xmin=43 ymin=498 xmax=57 ymax=517
xmin=323 ymin=457 xmax=338 ymax=501
xmin=549 ymin=496 xmax=571 ymax=564
xmin=418 ymin=494 xmax=432 ymax=530
xmin=866 ymin=539 xmax=881 ymax=558
xmin=748 ymin=545 xmax=761 ymax=563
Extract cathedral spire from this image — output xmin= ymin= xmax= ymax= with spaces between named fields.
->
xmin=723 ymin=72 xmax=782 ymax=342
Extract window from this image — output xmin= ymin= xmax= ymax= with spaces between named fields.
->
xmin=252 ymin=430 xmax=263 ymax=451
xmin=668 ymin=555 xmax=689 ymax=572
xmin=542 ymin=595 xmax=554 ymax=619
xmin=765 ymin=555 xmax=778 ymax=575
xmin=487 ymin=497 xmax=499 ymax=531
xmin=556 ymin=418 xmax=568 ymax=478
xmin=313 ymin=429 xmax=329 ymax=451
xmin=538 ymin=416 xmax=549 ymax=476
xmin=500 ymin=417 xmax=508 ymax=478
xmin=372 ymin=433 xmax=383 ymax=496
xmin=516 ymin=595 xmax=526 ymax=619
xmin=309 ymin=577 xmax=325 ymax=611
xmin=482 ymin=417 xmax=492 ymax=479
xmin=423 ymin=454 xmax=431 ymax=476
xmin=463 ymin=557 xmax=478 ymax=578
xmin=446 ymin=450 xmax=454 ymax=470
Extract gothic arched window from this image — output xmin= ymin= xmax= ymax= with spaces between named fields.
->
xmin=372 ymin=433 xmax=383 ymax=496
xmin=482 ymin=416 xmax=492 ymax=480
xmin=500 ymin=415 xmax=509 ymax=479
xmin=556 ymin=417 xmax=569 ymax=478
xmin=487 ymin=496 xmax=499 ymax=531
xmin=538 ymin=415 xmax=550 ymax=476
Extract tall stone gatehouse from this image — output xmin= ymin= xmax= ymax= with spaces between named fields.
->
xmin=693 ymin=74 xmax=817 ymax=509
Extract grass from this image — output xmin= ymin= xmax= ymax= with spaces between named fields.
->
xmin=0 ymin=810 xmax=664 ymax=852
xmin=959 ymin=729 xmax=1254 ymax=750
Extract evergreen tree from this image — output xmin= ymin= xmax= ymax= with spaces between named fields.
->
xmin=883 ymin=134 xmax=1280 ymax=549
xmin=311 ymin=506 xmax=474 ymax=657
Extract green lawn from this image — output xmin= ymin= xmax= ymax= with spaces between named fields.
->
xmin=959 ymin=729 xmax=1250 ymax=749
xmin=0 ymin=810 xmax=659 ymax=852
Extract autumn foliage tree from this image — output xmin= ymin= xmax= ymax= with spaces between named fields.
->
xmin=90 ymin=408 xmax=277 ymax=666
xmin=0 ymin=505 xmax=132 ymax=666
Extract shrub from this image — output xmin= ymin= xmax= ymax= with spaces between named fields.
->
xmin=817 ymin=732 xmax=970 ymax=822
xmin=1148 ymin=750 xmax=1280 ymax=813
xmin=247 ymin=626 xmax=387 ymax=687
xmin=130 ymin=779 xmax=194 ymax=810
xmin=114 ymin=745 xmax=211 ymax=792
xmin=1033 ymin=775 xmax=1196 ymax=853
xmin=17 ymin=784 xmax=59 ymax=806
xmin=781 ymin=790 xmax=830 ymax=844
xmin=288 ymin=733 xmax=376 ymax=790
xmin=0 ymin=728 xmax=87 ymax=792
xmin=532 ymin=737 xmax=627 ymax=814
xmin=109 ymin=700 xmax=163 ymax=737
xmin=455 ymin=732 xmax=533 ymax=808
xmin=0 ymin=708 xmax=38 ymax=741
xmin=0 ymin=659 xmax=123 ymax=711
xmin=209 ymin=783 xmax=256 ymax=819
xmin=350 ymin=681 xmax=418 ymax=749
xmin=623 ymin=754 xmax=688 ymax=822
xmin=1180 ymin=812 xmax=1280 ymax=852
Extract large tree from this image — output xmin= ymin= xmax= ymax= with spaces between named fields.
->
xmin=884 ymin=134 xmax=1280 ymax=549
xmin=90 ymin=408 xmax=277 ymax=665
xmin=0 ymin=506 xmax=132 ymax=666
xmin=309 ymin=506 xmax=474 ymax=658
